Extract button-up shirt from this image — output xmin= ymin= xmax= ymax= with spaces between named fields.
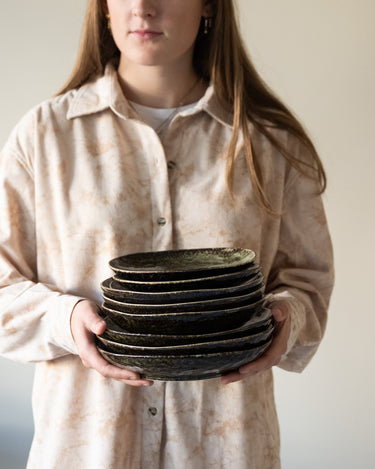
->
xmin=0 ymin=63 xmax=334 ymax=469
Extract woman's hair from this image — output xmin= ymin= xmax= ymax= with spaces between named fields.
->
xmin=58 ymin=0 xmax=326 ymax=214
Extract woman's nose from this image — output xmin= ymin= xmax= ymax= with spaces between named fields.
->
xmin=131 ymin=0 xmax=157 ymax=18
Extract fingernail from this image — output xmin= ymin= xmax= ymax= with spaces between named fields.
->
xmin=94 ymin=321 xmax=105 ymax=333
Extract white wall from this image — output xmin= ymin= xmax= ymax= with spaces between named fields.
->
xmin=237 ymin=1 xmax=375 ymax=468
xmin=0 ymin=1 xmax=374 ymax=468
xmin=0 ymin=2 xmax=87 ymax=467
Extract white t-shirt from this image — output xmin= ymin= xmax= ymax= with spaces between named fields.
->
xmin=129 ymin=100 xmax=197 ymax=132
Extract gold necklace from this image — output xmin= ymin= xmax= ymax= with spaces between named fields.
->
xmin=154 ymin=77 xmax=201 ymax=135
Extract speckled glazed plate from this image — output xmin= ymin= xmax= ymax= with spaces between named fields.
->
xmin=113 ymin=263 xmax=261 ymax=292
xmin=102 ymin=284 xmax=265 ymax=315
xmin=101 ymin=272 xmax=264 ymax=304
xmin=109 ymin=248 xmax=256 ymax=280
xmin=97 ymin=338 xmax=272 ymax=381
xmin=100 ymin=298 xmax=266 ymax=334
xmin=99 ymin=311 xmax=272 ymax=346
xmin=97 ymin=319 xmax=274 ymax=355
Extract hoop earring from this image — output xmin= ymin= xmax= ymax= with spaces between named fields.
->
xmin=106 ymin=14 xmax=111 ymax=31
xmin=203 ymin=17 xmax=212 ymax=35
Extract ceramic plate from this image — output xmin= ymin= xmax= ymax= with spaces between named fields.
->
xmin=97 ymin=338 xmax=272 ymax=381
xmin=102 ymin=284 xmax=265 ymax=314
xmin=99 ymin=311 xmax=272 ymax=346
xmin=97 ymin=320 xmax=274 ymax=355
xmin=109 ymin=248 xmax=256 ymax=280
xmin=113 ymin=263 xmax=261 ymax=291
xmin=101 ymin=272 xmax=263 ymax=304
xmin=100 ymin=298 xmax=266 ymax=334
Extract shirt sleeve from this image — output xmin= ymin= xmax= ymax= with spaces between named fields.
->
xmin=0 ymin=115 xmax=83 ymax=363
xmin=266 ymin=160 xmax=334 ymax=373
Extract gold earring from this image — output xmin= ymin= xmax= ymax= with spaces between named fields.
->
xmin=204 ymin=17 xmax=212 ymax=35
xmin=106 ymin=14 xmax=111 ymax=31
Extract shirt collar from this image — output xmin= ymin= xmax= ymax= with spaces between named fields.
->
xmin=67 ymin=62 xmax=233 ymax=128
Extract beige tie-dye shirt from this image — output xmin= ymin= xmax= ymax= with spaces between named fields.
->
xmin=0 ymin=63 xmax=334 ymax=469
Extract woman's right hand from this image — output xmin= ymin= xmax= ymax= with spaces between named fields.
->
xmin=70 ymin=299 xmax=153 ymax=387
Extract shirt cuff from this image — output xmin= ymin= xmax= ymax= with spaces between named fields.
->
xmin=47 ymin=294 xmax=85 ymax=355
xmin=265 ymin=290 xmax=306 ymax=365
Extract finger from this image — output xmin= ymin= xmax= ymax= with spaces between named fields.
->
xmin=222 ymin=342 xmax=283 ymax=385
xmin=239 ymin=321 xmax=289 ymax=375
xmin=73 ymin=303 xmax=154 ymax=385
xmin=120 ymin=378 xmax=154 ymax=387
xmin=238 ymin=351 xmax=277 ymax=376
xmin=221 ymin=371 xmax=243 ymax=385
xmin=73 ymin=315 xmax=147 ymax=382
xmin=222 ymin=308 xmax=291 ymax=384
xmin=71 ymin=303 xmax=152 ymax=385
xmin=83 ymin=340 xmax=153 ymax=386
xmin=270 ymin=300 xmax=290 ymax=322
xmin=82 ymin=306 xmax=107 ymax=335
xmin=222 ymin=334 xmax=286 ymax=384
xmin=271 ymin=306 xmax=288 ymax=322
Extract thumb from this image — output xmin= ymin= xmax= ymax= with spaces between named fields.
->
xmin=271 ymin=303 xmax=290 ymax=322
xmin=89 ymin=313 xmax=107 ymax=335
xmin=80 ymin=303 xmax=106 ymax=335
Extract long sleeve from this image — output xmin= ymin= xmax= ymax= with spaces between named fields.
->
xmin=267 ymin=164 xmax=334 ymax=372
xmin=0 ymin=117 xmax=82 ymax=363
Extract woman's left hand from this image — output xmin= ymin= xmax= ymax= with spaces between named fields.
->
xmin=221 ymin=302 xmax=291 ymax=385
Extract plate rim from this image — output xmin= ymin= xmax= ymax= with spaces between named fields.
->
xmin=97 ymin=321 xmax=274 ymax=352
xmin=109 ymin=248 xmax=256 ymax=275
xmin=101 ymin=272 xmax=264 ymax=298
xmin=100 ymin=309 xmax=272 ymax=339
xmin=101 ymin=286 xmax=265 ymax=313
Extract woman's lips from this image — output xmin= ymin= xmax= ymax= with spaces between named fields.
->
xmin=131 ymin=30 xmax=163 ymax=40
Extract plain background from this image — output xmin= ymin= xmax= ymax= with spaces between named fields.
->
xmin=0 ymin=1 xmax=374 ymax=468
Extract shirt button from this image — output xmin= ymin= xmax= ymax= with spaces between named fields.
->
xmin=148 ymin=407 xmax=158 ymax=416
xmin=157 ymin=217 xmax=167 ymax=226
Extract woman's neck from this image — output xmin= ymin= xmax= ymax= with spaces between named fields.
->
xmin=117 ymin=58 xmax=206 ymax=109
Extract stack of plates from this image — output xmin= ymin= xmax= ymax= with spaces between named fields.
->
xmin=97 ymin=248 xmax=273 ymax=381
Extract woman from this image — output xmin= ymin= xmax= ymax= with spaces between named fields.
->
xmin=0 ymin=0 xmax=334 ymax=468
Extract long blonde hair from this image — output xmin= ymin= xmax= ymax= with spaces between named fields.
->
xmin=58 ymin=0 xmax=326 ymax=213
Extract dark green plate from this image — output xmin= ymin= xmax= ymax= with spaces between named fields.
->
xmin=109 ymin=248 xmax=256 ymax=280
xmin=113 ymin=263 xmax=260 ymax=292
xmin=97 ymin=338 xmax=272 ymax=381
xmin=97 ymin=320 xmax=274 ymax=355
xmin=102 ymin=284 xmax=265 ymax=314
xmin=101 ymin=272 xmax=263 ymax=304
xmin=100 ymin=298 xmax=266 ymax=335
xmin=99 ymin=310 xmax=272 ymax=346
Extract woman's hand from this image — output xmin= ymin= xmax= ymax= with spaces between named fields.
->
xmin=221 ymin=302 xmax=291 ymax=385
xmin=70 ymin=300 xmax=153 ymax=387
